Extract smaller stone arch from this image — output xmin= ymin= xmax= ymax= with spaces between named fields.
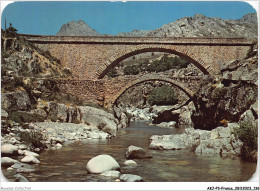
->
xmin=105 ymin=74 xmax=194 ymax=109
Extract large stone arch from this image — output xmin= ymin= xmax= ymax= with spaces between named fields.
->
xmin=95 ymin=44 xmax=210 ymax=79
xmin=105 ymin=74 xmax=194 ymax=108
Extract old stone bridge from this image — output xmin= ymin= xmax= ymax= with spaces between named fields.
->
xmin=22 ymin=34 xmax=255 ymax=108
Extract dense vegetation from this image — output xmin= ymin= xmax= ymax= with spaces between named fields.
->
xmin=123 ymin=55 xmax=189 ymax=75
xmin=234 ymin=121 xmax=258 ymax=162
xmin=106 ymin=55 xmax=189 ymax=77
xmin=123 ymin=65 xmax=140 ymax=75
xmin=147 ymin=84 xmax=179 ymax=106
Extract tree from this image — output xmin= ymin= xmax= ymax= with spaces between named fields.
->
xmin=147 ymin=85 xmax=179 ymax=106
xmin=5 ymin=23 xmax=18 ymax=37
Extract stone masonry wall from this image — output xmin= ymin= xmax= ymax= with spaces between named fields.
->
xmin=25 ymin=35 xmax=254 ymax=80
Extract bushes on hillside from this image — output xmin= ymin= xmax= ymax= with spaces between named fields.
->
xmin=148 ymin=85 xmax=179 ymax=106
xmin=107 ymin=68 xmax=118 ymax=78
xmin=124 ymin=65 xmax=140 ymax=75
xmin=234 ymin=121 xmax=258 ymax=162
xmin=123 ymin=55 xmax=189 ymax=75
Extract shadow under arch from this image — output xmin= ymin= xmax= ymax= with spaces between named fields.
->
xmin=106 ymin=75 xmax=194 ymax=108
xmin=97 ymin=46 xmax=209 ymax=79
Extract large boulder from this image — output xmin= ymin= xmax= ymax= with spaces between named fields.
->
xmin=86 ymin=155 xmax=120 ymax=174
xmin=80 ymin=106 xmax=117 ymax=136
xmin=126 ymin=145 xmax=152 ymax=159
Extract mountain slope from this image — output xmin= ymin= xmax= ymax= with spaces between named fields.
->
xmin=57 ymin=20 xmax=101 ymax=36
xmin=144 ymin=13 xmax=257 ymax=38
xmin=56 ymin=13 xmax=257 ymax=38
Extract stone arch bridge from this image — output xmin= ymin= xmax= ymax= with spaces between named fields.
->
xmin=21 ymin=34 xmax=255 ymax=108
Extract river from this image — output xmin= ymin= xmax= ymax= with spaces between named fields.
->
xmin=2 ymin=121 xmax=257 ymax=182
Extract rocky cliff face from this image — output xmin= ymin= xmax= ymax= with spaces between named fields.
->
xmin=57 ymin=13 xmax=257 ymax=38
xmin=191 ymin=43 xmax=258 ymax=130
xmin=57 ymin=20 xmax=101 ymax=36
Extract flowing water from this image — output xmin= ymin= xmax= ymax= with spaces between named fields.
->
xmin=2 ymin=121 xmax=257 ymax=182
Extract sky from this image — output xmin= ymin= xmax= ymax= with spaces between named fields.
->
xmin=1 ymin=1 xmax=257 ymax=35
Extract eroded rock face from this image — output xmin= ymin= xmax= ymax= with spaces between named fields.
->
xmin=191 ymin=50 xmax=257 ymax=130
xmin=86 ymin=155 xmax=120 ymax=174
xmin=1 ymin=91 xmax=31 ymax=111
xmin=191 ymin=80 xmax=257 ymax=130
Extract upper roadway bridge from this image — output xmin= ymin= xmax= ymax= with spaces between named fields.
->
xmin=20 ymin=34 xmax=255 ymax=108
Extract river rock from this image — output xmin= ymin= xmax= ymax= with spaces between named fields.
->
xmin=120 ymin=112 xmax=128 ymax=128
xmin=149 ymin=135 xmax=187 ymax=150
xmin=123 ymin=160 xmax=138 ymax=166
xmin=87 ymin=132 xmax=101 ymax=139
xmin=149 ymin=126 xmax=243 ymax=156
xmin=101 ymin=170 xmax=121 ymax=178
xmin=21 ymin=155 xmax=40 ymax=164
xmin=1 ymin=144 xmax=18 ymax=156
xmin=1 ymin=157 xmax=19 ymax=167
xmin=86 ymin=154 xmax=120 ymax=174
xmin=126 ymin=145 xmax=152 ymax=159
xmin=156 ymin=121 xmax=176 ymax=128
xmin=119 ymin=174 xmax=143 ymax=182
xmin=56 ymin=143 xmax=62 ymax=148
xmin=14 ymin=174 xmax=29 ymax=182
xmin=19 ymin=150 xmax=39 ymax=157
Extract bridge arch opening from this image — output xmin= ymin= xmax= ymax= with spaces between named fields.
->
xmin=97 ymin=47 xmax=209 ymax=79
xmin=106 ymin=75 xmax=194 ymax=108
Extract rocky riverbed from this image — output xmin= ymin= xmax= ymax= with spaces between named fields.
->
xmin=149 ymin=123 xmax=243 ymax=156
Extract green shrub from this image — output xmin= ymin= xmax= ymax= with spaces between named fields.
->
xmin=148 ymin=85 xmax=179 ymax=106
xmin=19 ymin=130 xmax=46 ymax=149
xmin=234 ymin=121 xmax=258 ymax=162
xmin=123 ymin=65 xmax=140 ymax=75
xmin=142 ymin=56 xmax=189 ymax=73
xmin=107 ymin=68 xmax=118 ymax=78
xmin=9 ymin=111 xmax=45 ymax=124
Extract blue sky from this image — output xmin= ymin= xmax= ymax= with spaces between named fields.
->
xmin=1 ymin=1 xmax=257 ymax=35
